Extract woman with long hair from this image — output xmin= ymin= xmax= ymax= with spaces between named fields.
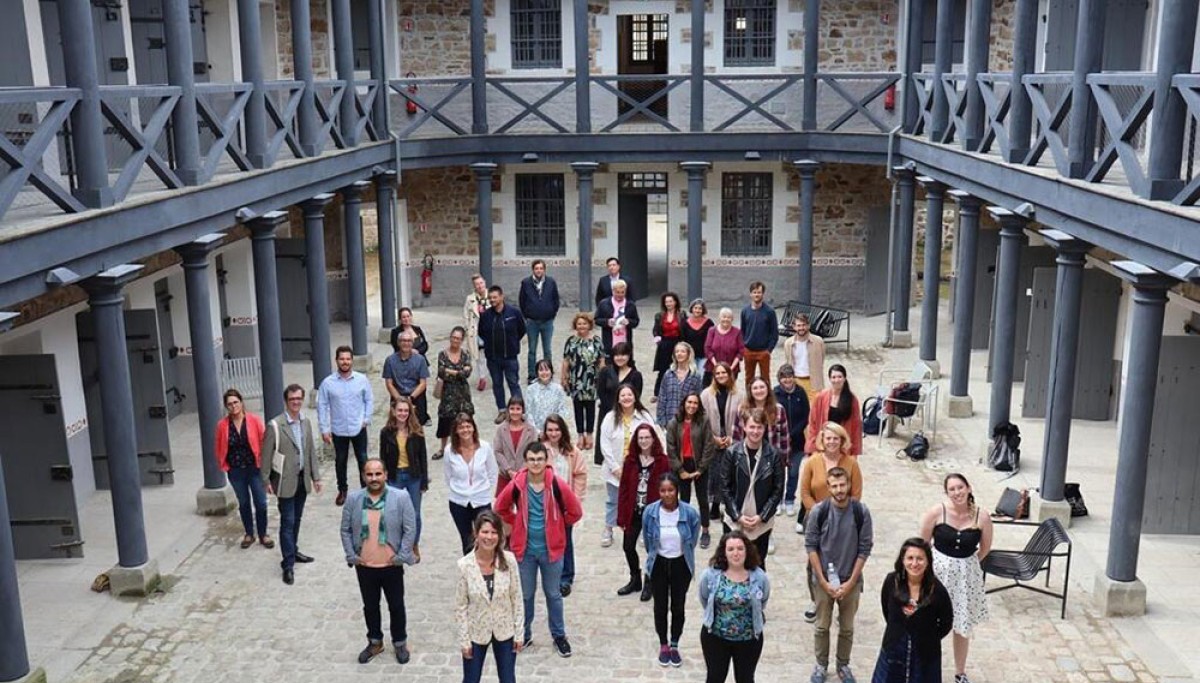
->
xmin=805 ymin=364 xmax=863 ymax=457
xmin=436 ymin=326 xmax=474 ymax=458
xmin=704 ymin=307 xmax=745 ymax=380
xmin=919 ymin=474 xmax=992 ymax=683
xmin=656 ymin=342 xmax=703 ymax=427
xmin=871 ymin=538 xmax=954 ymax=683
xmin=215 ymin=388 xmax=272 ymax=549
xmin=665 ymin=392 xmax=717 ymax=551
xmin=561 ymin=312 xmax=605 ymax=451
xmin=698 ymin=530 xmax=770 ymax=683
xmin=642 ymin=472 xmax=701 ymax=667
xmin=615 ymin=423 xmax=671 ymax=599
xmin=598 ymin=384 xmax=656 ymax=549
xmin=456 ymin=510 xmax=523 ymax=683
xmin=652 ymin=291 xmax=685 ymax=399
xmin=542 ymin=414 xmax=588 ymax=596
xmin=596 ymin=341 xmax=643 ymax=452
xmin=718 ymin=408 xmax=785 ymax=569
xmin=380 ymin=397 xmax=429 ymax=561
xmin=700 ymin=362 xmax=744 ymax=539
xmin=492 ymin=396 xmax=539 ymax=495
xmin=681 ymin=298 xmax=715 ymax=384
xmin=444 ymin=414 xmax=500 ymax=555
xmin=525 ymin=359 xmax=571 ymax=437
xmin=733 ymin=376 xmax=791 ymax=458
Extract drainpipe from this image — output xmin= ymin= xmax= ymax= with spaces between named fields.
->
xmin=883 ymin=125 xmax=903 ymax=347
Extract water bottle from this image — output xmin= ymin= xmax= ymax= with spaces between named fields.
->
xmin=827 ymin=562 xmax=841 ymax=589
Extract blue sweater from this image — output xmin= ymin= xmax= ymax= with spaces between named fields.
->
xmin=775 ymin=385 xmax=810 ymax=452
xmin=740 ymin=304 xmax=779 ymax=351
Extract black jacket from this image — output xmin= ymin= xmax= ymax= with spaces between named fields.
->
xmin=379 ymin=426 xmax=430 ymax=487
xmin=775 ymin=385 xmax=810 ymax=453
xmin=595 ymin=275 xmax=636 ymax=306
xmin=719 ymin=440 xmax=786 ymax=523
xmin=878 ymin=571 xmax=954 ymax=661
xmin=478 ymin=304 xmax=526 ymax=360
xmin=389 ymin=324 xmax=429 ymax=356
xmin=594 ymin=297 xmax=640 ymax=355
xmin=518 ymin=276 xmax=561 ymax=322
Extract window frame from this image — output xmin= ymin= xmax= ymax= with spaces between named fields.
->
xmin=514 ymin=173 xmax=568 ymax=256
xmin=720 ymin=172 xmax=774 ymax=257
xmin=723 ymin=0 xmax=777 ymax=67
xmin=511 ymin=0 xmax=564 ymax=69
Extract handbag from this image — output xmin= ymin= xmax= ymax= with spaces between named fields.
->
xmin=896 ymin=431 xmax=929 ymax=461
xmin=993 ymin=487 xmax=1029 ymax=519
xmin=433 ymin=378 xmax=444 ymax=400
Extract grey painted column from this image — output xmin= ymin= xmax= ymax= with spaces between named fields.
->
xmin=902 ymin=0 xmax=925 ymax=134
xmin=576 ymin=0 xmax=592 ymax=133
xmin=986 ymin=208 xmax=1027 ymax=431
xmin=249 ymin=212 xmax=289 ymax=420
xmin=681 ymin=161 xmax=710 ymax=302
xmin=236 ymin=0 xmax=268 ymax=167
xmin=82 ymin=266 xmax=151 ymax=567
xmin=57 ymin=0 xmax=111 ymax=207
xmin=929 ymin=0 xmax=955 ymax=141
xmin=163 ymin=0 xmax=201 ymax=184
xmin=1146 ymin=0 xmax=1200 ymax=199
xmin=290 ymin=0 xmax=319 ymax=156
xmin=175 ymin=234 xmax=234 ymax=515
xmin=472 ymin=163 xmax=498 ymax=284
xmin=802 ymin=0 xmax=820 ymax=131
xmin=376 ymin=171 xmax=399 ymax=332
xmin=572 ymin=162 xmax=600 ymax=309
xmin=1006 ymin=0 xmax=1038 ymax=162
xmin=962 ymin=0 xmax=991 ymax=151
xmin=1102 ymin=262 xmax=1175 ymax=611
xmin=1037 ymin=229 xmax=1090 ymax=514
xmin=0 ymin=455 xmax=32 ymax=682
xmin=917 ymin=176 xmax=947 ymax=377
xmin=794 ymin=160 xmax=820 ymax=303
xmin=690 ymin=0 xmax=705 ymax=132
xmin=1066 ymin=0 xmax=1104 ymax=178
xmin=331 ymin=0 xmax=359 ymax=145
xmin=470 ymin=0 xmax=488 ymax=134
xmin=343 ymin=181 xmax=372 ymax=358
xmin=302 ymin=194 xmax=336 ymax=391
xmin=892 ymin=166 xmax=917 ymax=345
xmin=366 ymin=0 xmax=389 ymax=135
xmin=946 ymin=190 xmax=980 ymax=417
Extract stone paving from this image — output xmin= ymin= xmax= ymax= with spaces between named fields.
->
xmin=59 ymin=306 xmax=1166 ymax=683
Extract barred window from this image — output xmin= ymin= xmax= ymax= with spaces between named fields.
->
xmin=724 ymin=0 xmax=776 ymax=67
xmin=512 ymin=0 xmax=563 ymax=69
xmin=515 ymin=174 xmax=567 ymax=256
xmin=721 ymin=173 xmax=773 ymax=256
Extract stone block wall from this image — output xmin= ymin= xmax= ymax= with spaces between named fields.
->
xmin=398 ymin=0 xmax=481 ymax=76
xmin=989 ymin=0 xmax=1016 ymax=73
xmin=274 ymin=0 xmax=333 ymax=78
xmin=402 ymin=166 xmax=482 ymax=257
xmin=786 ymin=163 xmax=891 ymax=258
xmin=819 ymin=0 xmax=899 ymax=71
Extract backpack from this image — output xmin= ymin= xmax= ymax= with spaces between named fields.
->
xmin=898 ymin=431 xmax=929 ymax=461
xmin=885 ymin=382 xmax=922 ymax=418
xmin=862 ymin=396 xmax=883 ymax=436
xmin=987 ymin=422 xmax=1021 ymax=473
xmin=510 ymin=477 xmax=568 ymax=519
xmin=814 ymin=498 xmax=866 ymax=535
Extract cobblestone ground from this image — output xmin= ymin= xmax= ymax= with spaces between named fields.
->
xmin=67 ymin=308 xmax=1158 ymax=683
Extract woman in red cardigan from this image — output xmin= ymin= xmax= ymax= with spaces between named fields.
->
xmin=616 ymin=423 xmax=671 ymax=601
xmin=804 ymin=364 xmax=864 ymax=456
xmin=214 ymin=388 xmax=272 ymax=549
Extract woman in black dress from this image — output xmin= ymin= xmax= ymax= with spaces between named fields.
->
xmin=681 ymin=298 xmax=714 ymax=386
xmin=871 ymin=538 xmax=954 ymax=683
xmin=595 ymin=341 xmax=644 ymax=464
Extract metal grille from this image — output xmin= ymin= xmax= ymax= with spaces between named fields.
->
xmin=619 ymin=172 xmax=668 ymax=191
xmin=512 ymin=0 xmax=563 ymax=69
xmin=724 ymin=0 xmax=776 ymax=67
xmin=721 ymin=172 xmax=773 ymax=256
xmin=515 ymin=174 xmax=567 ymax=256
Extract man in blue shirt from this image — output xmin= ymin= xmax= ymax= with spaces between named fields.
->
xmin=518 ymin=259 xmax=561 ymax=382
xmin=383 ymin=330 xmax=431 ymax=426
xmin=319 ymin=346 xmax=375 ymax=506
xmin=740 ymin=281 xmax=779 ymax=392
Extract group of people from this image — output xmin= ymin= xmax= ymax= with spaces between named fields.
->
xmin=207 ymin=259 xmax=994 ymax=683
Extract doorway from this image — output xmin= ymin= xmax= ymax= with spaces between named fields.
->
xmin=1043 ymin=0 xmax=1147 ymax=71
xmin=617 ymin=14 xmax=669 ymax=120
xmin=154 ymin=278 xmax=186 ymax=418
xmin=863 ymin=207 xmax=890 ymax=315
xmin=617 ymin=172 xmax=670 ymax=301
xmin=128 ymin=0 xmax=210 ymax=85
xmin=276 ymin=238 xmax=314 ymax=362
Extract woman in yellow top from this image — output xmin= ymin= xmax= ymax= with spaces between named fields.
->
xmin=797 ymin=421 xmax=862 ymax=622
xmin=381 ymin=397 xmax=429 ymax=562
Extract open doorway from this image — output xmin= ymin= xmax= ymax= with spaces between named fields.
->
xmin=617 ymin=172 xmax=669 ymax=300
xmin=616 ymin=14 xmax=669 ymax=121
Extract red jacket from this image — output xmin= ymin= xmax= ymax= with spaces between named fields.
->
xmin=616 ymin=452 xmax=671 ymax=528
xmin=496 ymin=467 xmax=583 ymax=563
xmin=805 ymin=390 xmax=863 ymax=456
xmin=214 ymin=413 xmax=265 ymax=471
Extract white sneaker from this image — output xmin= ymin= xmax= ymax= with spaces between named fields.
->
xmin=784 ymin=503 xmax=796 ymax=516
xmin=795 ymin=520 xmax=805 ymax=534
xmin=804 ymin=602 xmax=817 ymax=623
xmin=601 ymin=527 xmax=614 ymax=547
xmin=768 ymin=539 xmax=777 ymax=555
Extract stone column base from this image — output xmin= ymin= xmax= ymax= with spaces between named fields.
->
xmin=890 ymin=330 xmax=913 ymax=348
xmin=196 ymin=486 xmax=237 ymax=516
xmin=108 ymin=560 xmax=161 ymax=598
xmin=352 ymin=354 xmax=374 ymax=373
xmin=5 ymin=667 xmax=47 ymax=683
xmin=947 ymin=394 xmax=974 ymax=417
xmin=1032 ymin=496 xmax=1073 ymax=527
xmin=1093 ymin=575 xmax=1147 ymax=617
xmin=377 ymin=327 xmax=394 ymax=345
xmin=919 ymin=359 xmax=941 ymax=379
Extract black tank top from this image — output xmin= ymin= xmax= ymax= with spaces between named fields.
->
xmin=932 ymin=504 xmax=982 ymax=559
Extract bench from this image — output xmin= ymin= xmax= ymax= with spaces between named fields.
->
xmin=778 ymin=300 xmax=850 ymax=348
xmin=981 ymin=518 xmax=1073 ymax=619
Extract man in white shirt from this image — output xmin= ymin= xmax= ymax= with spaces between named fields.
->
xmin=782 ymin=314 xmax=826 ymax=403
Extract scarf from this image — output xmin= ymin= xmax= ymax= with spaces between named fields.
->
xmin=612 ymin=297 xmax=628 ymax=346
xmin=361 ymin=488 xmax=388 ymax=547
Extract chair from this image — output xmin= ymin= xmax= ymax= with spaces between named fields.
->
xmin=876 ymin=361 xmax=937 ymax=448
xmin=777 ymin=300 xmax=851 ymax=347
xmin=981 ymin=518 xmax=1073 ymax=619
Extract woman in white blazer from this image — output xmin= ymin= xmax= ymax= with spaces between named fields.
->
xmin=597 ymin=383 xmax=659 ymax=549
xmin=456 ymin=510 xmax=523 ymax=683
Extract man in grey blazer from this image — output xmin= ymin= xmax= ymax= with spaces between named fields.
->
xmin=262 ymin=384 xmax=324 ymax=584
xmin=340 ymin=458 xmax=418 ymax=664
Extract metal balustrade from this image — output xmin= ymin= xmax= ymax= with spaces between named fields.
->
xmin=939 ymin=73 xmax=968 ymax=145
xmin=1023 ymin=72 xmax=1074 ymax=175
xmin=976 ymin=73 xmax=1012 ymax=156
xmin=1086 ymin=72 xmax=1155 ymax=194
xmin=1171 ymin=74 xmax=1200 ymax=205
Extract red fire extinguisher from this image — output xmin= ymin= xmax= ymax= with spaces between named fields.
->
xmin=420 ymin=253 xmax=434 ymax=296
xmin=884 ymin=83 xmax=897 ymax=111
xmin=406 ymin=72 xmax=419 ymax=116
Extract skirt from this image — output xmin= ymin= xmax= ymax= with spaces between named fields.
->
xmin=932 ymin=548 xmax=990 ymax=638
xmin=871 ymin=635 xmax=942 ymax=683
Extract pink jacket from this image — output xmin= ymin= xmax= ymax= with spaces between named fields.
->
xmin=496 ymin=467 xmax=583 ymax=563
xmin=214 ymin=413 xmax=265 ymax=471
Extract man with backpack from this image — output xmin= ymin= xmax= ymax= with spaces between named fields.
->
xmin=804 ymin=467 xmax=873 ymax=683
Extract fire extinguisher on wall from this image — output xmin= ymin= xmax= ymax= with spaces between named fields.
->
xmin=406 ymin=72 xmax=419 ymax=116
xmin=420 ymin=253 xmax=434 ymax=296
xmin=884 ymin=82 xmax=897 ymax=111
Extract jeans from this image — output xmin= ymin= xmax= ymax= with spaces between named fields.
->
xmin=518 ymin=546 xmax=566 ymax=640
xmin=742 ymin=349 xmax=771 ymax=392
xmin=561 ymin=524 xmax=575 ymax=587
xmin=487 ymin=358 xmax=522 ymax=411
xmin=651 ymin=555 xmax=692 ymax=645
xmin=449 ymin=502 xmax=491 ymax=555
xmin=462 ymin=638 xmax=516 ymax=683
xmin=701 ymin=628 xmax=763 ymax=683
xmin=228 ymin=465 xmax=268 ymax=537
xmin=391 ymin=470 xmax=424 ymax=544
xmin=622 ymin=510 xmax=644 ymax=578
xmin=813 ymin=579 xmax=862 ymax=668
xmin=277 ymin=481 xmax=308 ymax=570
xmin=525 ymin=318 xmax=554 ymax=379
xmin=784 ymin=452 xmax=803 ymax=506
xmin=332 ymin=428 xmax=369 ymax=493
xmin=572 ymin=399 xmax=596 ymax=435
xmin=605 ymin=483 xmax=619 ymax=528
xmin=355 ymin=564 xmax=407 ymax=645
xmin=680 ymin=470 xmax=711 ymax=528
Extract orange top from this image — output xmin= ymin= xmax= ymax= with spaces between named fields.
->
xmin=799 ymin=453 xmax=864 ymax=512
xmin=358 ymin=508 xmax=396 ymax=568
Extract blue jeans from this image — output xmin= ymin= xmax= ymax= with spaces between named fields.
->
xmin=785 ymin=452 xmax=803 ymax=505
xmin=228 ymin=466 xmax=268 ymax=537
xmin=525 ymin=319 xmax=554 ymax=379
xmin=518 ymin=547 xmax=565 ymax=641
xmin=487 ymin=357 xmax=522 ymax=411
xmin=277 ymin=481 xmax=308 ymax=570
xmin=606 ymin=482 xmax=619 ymax=527
xmin=391 ymin=470 xmax=424 ymax=544
xmin=561 ymin=525 xmax=575 ymax=587
xmin=462 ymin=638 xmax=516 ymax=683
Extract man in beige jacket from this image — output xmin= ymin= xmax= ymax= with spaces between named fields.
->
xmin=262 ymin=383 xmax=323 ymax=584
xmin=782 ymin=314 xmax=826 ymax=404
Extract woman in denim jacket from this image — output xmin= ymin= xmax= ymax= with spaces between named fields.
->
xmin=697 ymin=529 xmax=771 ymax=683
xmin=642 ymin=473 xmax=702 ymax=667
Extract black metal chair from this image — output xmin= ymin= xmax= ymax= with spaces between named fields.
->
xmin=777 ymin=300 xmax=851 ymax=347
xmin=981 ymin=517 xmax=1073 ymax=619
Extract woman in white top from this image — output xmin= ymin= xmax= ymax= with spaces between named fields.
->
xmin=444 ymin=413 xmax=500 ymax=555
xmin=456 ymin=510 xmax=523 ymax=683
xmin=597 ymin=383 xmax=657 ymax=548
xmin=524 ymin=359 xmax=571 ymax=438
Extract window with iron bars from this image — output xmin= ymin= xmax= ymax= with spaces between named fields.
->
xmin=721 ymin=173 xmax=773 ymax=256
xmin=512 ymin=0 xmax=563 ymax=69
xmin=724 ymin=0 xmax=776 ymax=67
xmin=515 ymin=174 xmax=567 ymax=256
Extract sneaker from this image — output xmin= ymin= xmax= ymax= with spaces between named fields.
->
xmin=768 ymin=539 xmax=777 ymax=555
xmin=394 ymin=643 xmax=410 ymax=664
xmin=784 ymin=502 xmax=796 ymax=516
xmin=836 ymin=664 xmax=857 ymax=683
xmin=357 ymin=641 xmax=384 ymax=664
xmin=494 ymin=411 xmax=507 ymax=425
xmin=553 ymin=636 xmax=572 ymax=658
xmin=810 ymin=664 xmax=827 ymax=683
xmin=700 ymin=529 xmax=711 ymax=550
xmin=601 ymin=527 xmax=614 ymax=547
xmin=804 ymin=602 xmax=817 ymax=623
xmin=954 ymin=676 xmax=971 ymax=683
xmin=668 ymin=647 xmax=682 ymax=667
xmin=657 ymin=644 xmax=671 ymax=667
xmin=795 ymin=519 xmax=805 ymax=534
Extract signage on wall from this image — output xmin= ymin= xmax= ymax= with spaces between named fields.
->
xmin=402 ymin=18 xmax=414 ymax=32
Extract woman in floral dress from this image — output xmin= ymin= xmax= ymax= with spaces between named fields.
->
xmin=561 ymin=312 xmax=605 ymax=452
xmin=436 ymin=326 xmax=475 ymax=458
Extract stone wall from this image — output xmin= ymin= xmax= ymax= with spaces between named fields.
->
xmin=818 ymin=0 xmax=899 ymax=72
xmin=398 ymin=0 xmax=480 ymax=76
xmin=274 ymin=0 xmax=333 ymax=78
xmin=988 ymin=0 xmax=1016 ymax=73
xmin=786 ymin=163 xmax=891 ymax=258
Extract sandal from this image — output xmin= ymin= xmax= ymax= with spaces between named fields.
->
xmin=477 ymin=377 xmax=487 ymax=392
xmin=240 ymin=535 xmax=254 ymax=549
xmin=259 ymin=535 xmax=275 ymax=549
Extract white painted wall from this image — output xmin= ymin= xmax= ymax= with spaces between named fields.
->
xmin=207 ymin=0 xmax=243 ymax=82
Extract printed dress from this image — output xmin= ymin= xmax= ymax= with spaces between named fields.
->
xmin=563 ymin=335 xmax=605 ymax=401
xmin=931 ymin=506 xmax=990 ymax=637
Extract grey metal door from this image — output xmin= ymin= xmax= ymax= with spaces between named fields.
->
xmin=1142 ymin=336 xmax=1200 ymax=534
xmin=0 ymin=355 xmax=84 ymax=559
xmin=129 ymin=0 xmax=210 ymax=84
xmin=154 ymin=279 xmax=185 ymax=418
xmin=862 ymin=207 xmax=890 ymax=315
xmin=277 ymin=238 xmax=313 ymax=361
xmin=1044 ymin=0 xmax=1146 ymax=71
xmin=1044 ymin=0 xmax=1079 ymax=71
xmin=78 ymin=309 xmax=175 ymax=488
xmin=617 ymin=194 xmax=650 ymax=301
xmin=987 ymin=244 xmax=1055 ymax=381
xmin=971 ymin=229 xmax=999 ymax=350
